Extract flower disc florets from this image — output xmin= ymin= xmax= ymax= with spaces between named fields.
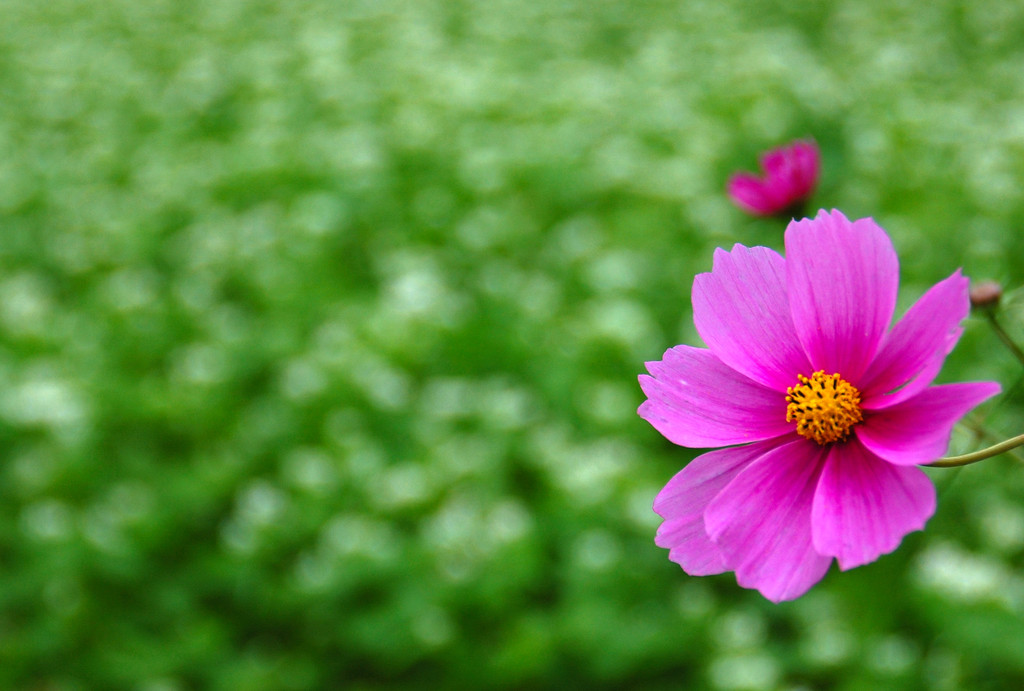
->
xmin=786 ymin=370 xmax=863 ymax=444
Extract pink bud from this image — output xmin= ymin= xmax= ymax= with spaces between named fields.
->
xmin=970 ymin=280 xmax=1003 ymax=308
xmin=727 ymin=139 xmax=820 ymax=217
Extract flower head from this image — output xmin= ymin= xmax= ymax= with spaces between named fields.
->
xmin=638 ymin=209 xmax=1000 ymax=602
xmin=727 ymin=139 xmax=820 ymax=217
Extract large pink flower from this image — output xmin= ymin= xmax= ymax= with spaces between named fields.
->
xmin=639 ymin=209 xmax=1000 ymax=602
xmin=727 ymin=139 xmax=819 ymax=217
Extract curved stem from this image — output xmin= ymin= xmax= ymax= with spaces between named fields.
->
xmin=930 ymin=433 xmax=1024 ymax=468
xmin=985 ymin=310 xmax=1024 ymax=369
xmin=962 ymin=416 xmax=1024 ymax=464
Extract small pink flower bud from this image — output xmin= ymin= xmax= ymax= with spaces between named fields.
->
xmin=727 ymin=139 xmax=820 ymax=218
xmin=970 ymin=280 xmax=1002 ymax=308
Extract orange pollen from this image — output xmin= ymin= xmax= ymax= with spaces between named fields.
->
xmin=785 ymin=370 xmax=864 ymax=445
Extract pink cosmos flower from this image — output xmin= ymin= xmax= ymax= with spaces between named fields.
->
xmin=727 ymin=139 xmax=820 ymax=217
xmin=638 ymin=209 xmax=1000 ymax=602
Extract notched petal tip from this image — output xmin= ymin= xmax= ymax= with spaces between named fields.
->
xmin=705 ymin=439 xmax=832 ymax=602
xmin=785 ymin=208 xmax=899 ymax=381
xmin=636 ymin=346 xmax=792 ymax=448
xmin=653 ymin=442 xmax=786 ymax=578
xmin=812 ymin=442 xmax=936 ymax=571
xmin=692 ymin=244 xmax=811 ymax=390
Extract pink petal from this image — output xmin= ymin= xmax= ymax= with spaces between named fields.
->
xmin=692 ymin=245 xmax=812 ymax=391
xmin=727 ymin=174 xmax=776 ymax=215
xmin=789 ymin=141 xmax=820 ymax=197
xmin=785 ymin=210 xmax=899 ymax=382
xmin=638 ymin=345 xmax=792 ymax=447
xmin=862 ymin=328 xmax=962 ymax=410
xmin=860 ymin=270 xmax=969 ymax=407
xmin=811 ymin=440 xmax=935 ymax=570
xmin=728 ymin=140 xmax=819 ymax=217
xmin=655 ymin=517 xmax=726 ymax=576
xmin=762 ymin=140 xmax=819 ymax=200
xmin=761 ymin=147 xmax=796 ymax=186
xmin=856 ymin=382 xmax=1002 ymax=465
xmin=705 ymin=438 xmax=832 ymax=602
xmin=654 ymin=440 xmax=785 ymax=575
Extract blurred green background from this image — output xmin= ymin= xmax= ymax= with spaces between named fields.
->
xmin=2 ymin=0 xmax=1024 ymax=688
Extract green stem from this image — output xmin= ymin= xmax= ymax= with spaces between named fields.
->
xmin=985 ymin=310 xmax=1024 ymax=369
xmin=931 ymin=433 xmax=1024 ymax=468
xmin=962 ymin=416 xmax=1024 ymax=464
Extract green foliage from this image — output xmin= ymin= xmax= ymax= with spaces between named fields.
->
xmin=0 ymin=0 xmax=1023 ymax=688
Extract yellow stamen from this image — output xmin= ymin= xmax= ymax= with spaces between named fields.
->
xmin=785 ymin=371 xmax=863 ymax=445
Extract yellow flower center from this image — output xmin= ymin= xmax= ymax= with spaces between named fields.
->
xmin=785 ymin=370 xmax=864 ymax=445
